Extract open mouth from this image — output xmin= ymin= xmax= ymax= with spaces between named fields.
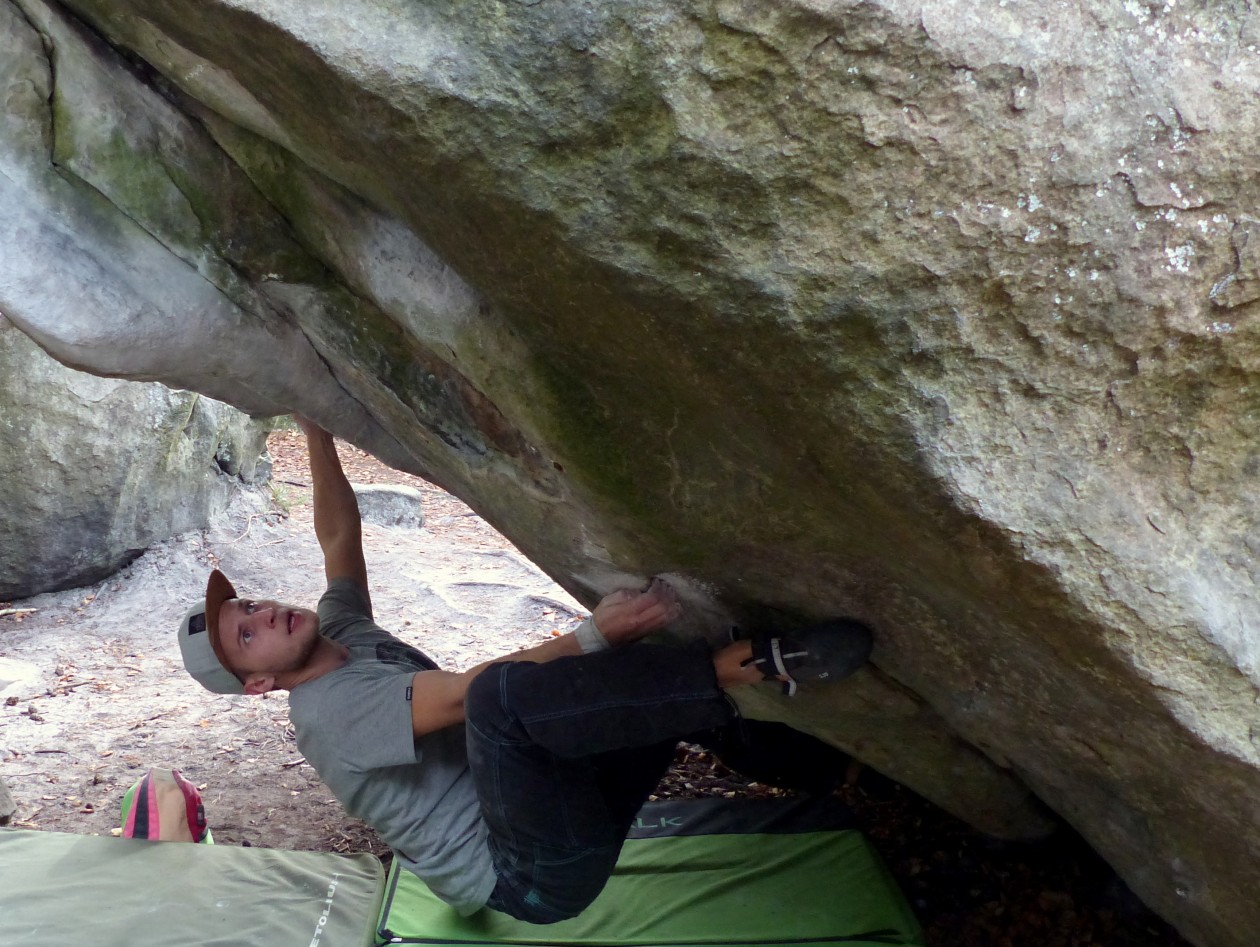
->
xmin=287 ymin=612 xmax=296 ymax=634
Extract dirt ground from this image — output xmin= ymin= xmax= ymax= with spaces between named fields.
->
xmin=0 ymin=431 xmax=1191 ymax=947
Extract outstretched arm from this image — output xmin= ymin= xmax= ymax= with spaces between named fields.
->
xmin=409 ymin=579 xmax=681 ymax=737
xmin=294 ymin=415 xmax=370 ymax=610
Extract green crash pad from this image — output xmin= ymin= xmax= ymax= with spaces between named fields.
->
xmin=377 ymin=797 xmax=924 ymax=946
xmin=0 ymin=827 xmax=386 ymax=947
xmin=0 ymin=798 xmax=921 ymax=947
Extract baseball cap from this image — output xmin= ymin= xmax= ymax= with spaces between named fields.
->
xmin=177 ymin=569 xmax=245 ymax=695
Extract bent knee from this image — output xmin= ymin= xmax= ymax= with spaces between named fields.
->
xmin=464 ymin=662 xmax=510 ymax=727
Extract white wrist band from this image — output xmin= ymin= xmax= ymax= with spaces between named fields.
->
xmin=574 ymin=616 xmax=611 ymax=654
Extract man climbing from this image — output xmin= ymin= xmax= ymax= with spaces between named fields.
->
xmin=177 ymin=416 xmax=873 ymax=923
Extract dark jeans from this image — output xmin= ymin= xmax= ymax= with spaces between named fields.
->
xmin=464 ymin=644 xmax=734 ymax=924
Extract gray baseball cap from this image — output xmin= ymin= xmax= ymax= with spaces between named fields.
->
xmin=177 ymin=570 xmax=245 ymax=695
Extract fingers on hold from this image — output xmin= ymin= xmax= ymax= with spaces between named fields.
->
xmin=648 ymin=577 xmax=677 ymax=601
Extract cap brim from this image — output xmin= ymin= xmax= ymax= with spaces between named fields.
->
xmin=204 ymin=569 xmax=238 ymax=674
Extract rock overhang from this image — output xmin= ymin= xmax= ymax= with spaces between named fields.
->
xmin=2 ymin=1 xmax=1259 ymax=944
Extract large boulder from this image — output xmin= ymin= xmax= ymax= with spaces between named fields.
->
xmin=1 ymin=0 xmax=1258 ymax=943
xmin=0 ymin=314 xmax=270 ymax=599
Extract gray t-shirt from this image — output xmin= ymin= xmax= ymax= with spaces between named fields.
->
xmin=288 ymin=580 xmax=497 ymax=915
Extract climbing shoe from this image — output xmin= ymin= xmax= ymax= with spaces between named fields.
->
xmin=744 ymin=619 xmax=873 ymax=696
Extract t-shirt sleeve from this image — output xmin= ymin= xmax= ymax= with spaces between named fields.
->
xmin=317 ymin=578 xmax=374 ymax=642
xmin=308 ymin=666 xmax=422 ymax=771
xmin=298 ymin=580 xmax=445 ymax=772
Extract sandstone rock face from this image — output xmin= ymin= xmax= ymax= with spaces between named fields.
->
xmin=352 ymin=485 xmax=426 ymax=530
xmin=0 ymin=316 xmax=270 ymax=599
xmin=1 ymin=0 xmax=1258 ymax=943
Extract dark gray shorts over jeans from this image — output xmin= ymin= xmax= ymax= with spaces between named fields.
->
xmin=464 ymin=644 xmax=735 ymax=923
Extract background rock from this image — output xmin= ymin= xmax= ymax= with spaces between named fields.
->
xmin=0 ymin=657 xmax=42 ymax=698
xmin=352 ymin=484 xmax=427 ymax=530
xmin=0 ymin=315 xmax=270 ymax=599
xmin=0 ymin=778 xmax=14 ymax=825
xmin=1 ymin=1 xmax=1258 ymax=944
